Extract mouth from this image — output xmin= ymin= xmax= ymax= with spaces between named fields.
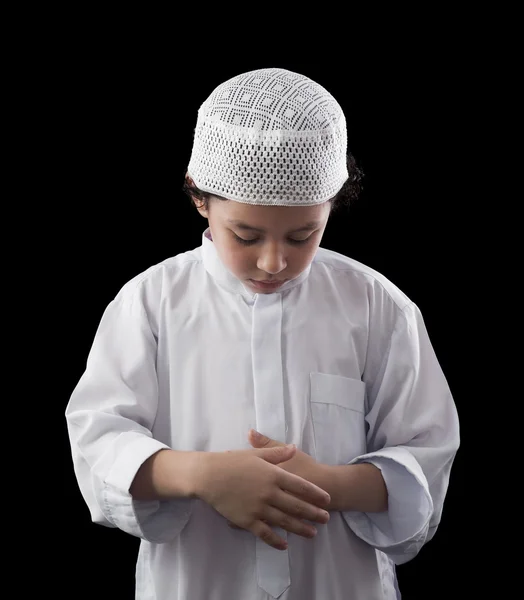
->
xmin=248 ymin=279 xmax=287 ymax=290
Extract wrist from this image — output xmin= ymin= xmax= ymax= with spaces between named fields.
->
xmin=130 ymin=449 xmax=209 ymax=501
xmin=187 ymin=451 xmax=213 ymax=500
xmin=314 ymin=462 xmax=388 ymax=513
xmin=312 ymin=463 xmax=335 ymax=508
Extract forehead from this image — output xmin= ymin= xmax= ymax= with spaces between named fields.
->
xmin=212 ymin=198 xmax=330 ymax=232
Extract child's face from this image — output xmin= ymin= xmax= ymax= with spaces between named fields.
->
xmin=197 ymin=198 xmax=331 ymax=294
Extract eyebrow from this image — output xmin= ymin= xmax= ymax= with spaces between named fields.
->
xmin=227 ymin=219 xmax=321 ymax=234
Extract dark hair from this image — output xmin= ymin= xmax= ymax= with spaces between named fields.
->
xmin=183 ymin=153 xmax=364 ymax=214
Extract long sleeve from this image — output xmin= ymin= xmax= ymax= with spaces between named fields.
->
xmin=342 ymin=301 xmax=460 ymax=564
xmin=65 ymin=281 xmax=192 ymax=543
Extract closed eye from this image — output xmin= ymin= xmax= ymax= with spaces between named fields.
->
xmin=233 ymin=234 xmax=310 ymax=246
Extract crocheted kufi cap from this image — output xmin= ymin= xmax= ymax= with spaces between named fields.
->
xmin=187 ymin=67 xmax=348 ymax=206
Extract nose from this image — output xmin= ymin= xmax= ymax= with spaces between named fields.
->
xmin=256 ymin=242 xmax=287 ymax=275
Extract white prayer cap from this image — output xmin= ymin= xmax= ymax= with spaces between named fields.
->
xmin=187 ymin=67 xmax=348 ymax=206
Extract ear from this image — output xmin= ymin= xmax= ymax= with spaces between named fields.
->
xmin=185 ymin=172 xmax=209 ymax=218
xmin=195 ymin=203 xmax=209 ymax=219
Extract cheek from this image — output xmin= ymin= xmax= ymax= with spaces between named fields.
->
xmin=291 ymin=245 xmax=318 ymax=269
xmin=224 ymin=243 xmax=255 ymax=272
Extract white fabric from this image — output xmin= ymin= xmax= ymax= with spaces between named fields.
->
xmin=65 ymin=227 xmax=460 ymax=600
xmin=187 ymin=68 xmax=349 ymax=206
xmin=251 ymin=292 xmax=290 ymax=597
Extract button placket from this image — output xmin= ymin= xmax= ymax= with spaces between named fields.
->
xmin=251 ymin=293 xmax=290 ymax=598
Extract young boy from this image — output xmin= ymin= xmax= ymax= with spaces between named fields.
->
xmin=65 ymin=67 xmax=460 ymax=599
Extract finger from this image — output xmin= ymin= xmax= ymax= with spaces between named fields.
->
xmin=251 ymin=520 xmax=288 ymax=551
xmin=272 ymin=489 xmax=330 ymax=525
xmin=262 ymin=505 xmax=319 ymax=539
xmin=278 ymin=471 xmax=331 ymax=509
xmin=249 ymin=430 xmax=277 ymax=448
xmin=256 ymin=444 xmax=296 ymax=465
xmin=228 ymin=519 xmax=269 ymax=530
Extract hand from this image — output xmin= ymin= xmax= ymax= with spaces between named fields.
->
xmin=226 ymin=430 xmax=326 ymax=533
xmin=248 ymin=429 xmax=321 ymax=481
xmin=195 ymin=443 xmax=331 ymax=551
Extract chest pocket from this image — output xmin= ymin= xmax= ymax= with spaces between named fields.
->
xmin=309 ymin=372 xmax=367 ymax=465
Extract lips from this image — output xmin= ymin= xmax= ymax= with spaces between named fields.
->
xmin=248 ymin=279 xmax=287 ymax=291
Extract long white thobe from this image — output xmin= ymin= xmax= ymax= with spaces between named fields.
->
xmin=65 ymin=227 xmax=460 ymax=599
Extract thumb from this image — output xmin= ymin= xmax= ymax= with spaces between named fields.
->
xmin=256 ymin=444 xmax=296 ymax=464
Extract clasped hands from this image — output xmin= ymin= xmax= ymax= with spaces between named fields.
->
xmin=226 ymin=428 xmax=324 ymax=530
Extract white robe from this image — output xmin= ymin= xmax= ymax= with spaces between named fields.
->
xmin=65 ymin=227 xmax=460 ymax=599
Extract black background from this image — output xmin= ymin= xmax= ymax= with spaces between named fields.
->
xmin=56 ymin=27 xmax=477 ymax=600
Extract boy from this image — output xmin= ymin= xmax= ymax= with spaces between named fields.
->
xmin=65 ymin=67 xmax=460 ymax=599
